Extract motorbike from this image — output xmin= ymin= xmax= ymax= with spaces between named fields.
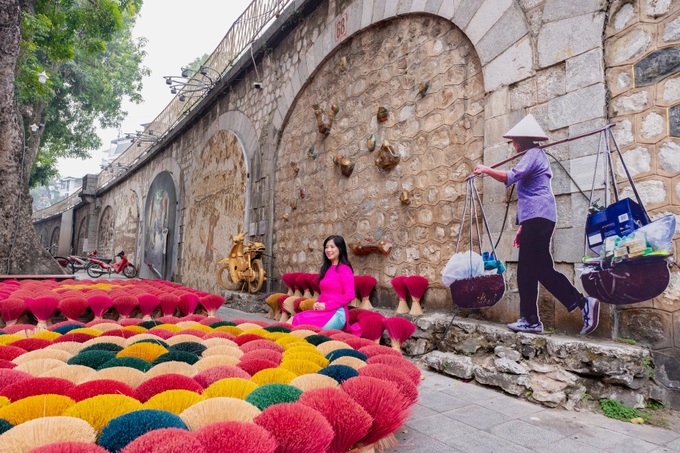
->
xmin=86 ymin=250 xmax=137 ymax=278
xmin=217 ymin=232 xmax=266 ymax=293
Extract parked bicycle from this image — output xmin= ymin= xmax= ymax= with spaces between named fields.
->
xmin=86 ymin=251 xmax=137 ymax=278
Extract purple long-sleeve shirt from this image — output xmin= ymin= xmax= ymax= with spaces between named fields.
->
xmin=505 ymin=147 xmax=556 ymax=224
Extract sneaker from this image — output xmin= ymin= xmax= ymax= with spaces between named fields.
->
xmin=580 ymin=297 xmax=600 ymax=335
xmin=507 ymin=318 xmax=543 ymax=333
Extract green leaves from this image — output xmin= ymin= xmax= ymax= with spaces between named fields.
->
xmin=17 ymin=0 xmax=148 ymax=188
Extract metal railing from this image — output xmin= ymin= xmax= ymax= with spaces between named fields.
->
xmin=98 ymin=0 xmax=292 ymax=188
xmin=32 ymin=191 xmax=82 ymax=221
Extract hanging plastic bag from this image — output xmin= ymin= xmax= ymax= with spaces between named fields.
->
xmin=636 ymin=215 xmax=676 ymax=252
xmin=441 ymin=251 xmax=484 ymax=287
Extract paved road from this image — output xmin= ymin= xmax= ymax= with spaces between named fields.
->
xmin=217 ymin=307 xmax=680 ymax=453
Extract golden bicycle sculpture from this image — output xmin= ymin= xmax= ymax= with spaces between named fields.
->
xmin=217 ymin=232 xmax=266 ymax=293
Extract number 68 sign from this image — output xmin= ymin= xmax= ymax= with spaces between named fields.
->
xmin=334 ymin=12 xmax=348 ymax=43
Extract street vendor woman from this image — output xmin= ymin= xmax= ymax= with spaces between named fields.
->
xmin=473 ymin=114 xmax=600 ymax=335
xmin=291 ymin=235 xmax=357 ymax=332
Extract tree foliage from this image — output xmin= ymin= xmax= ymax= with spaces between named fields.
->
xmin=17 ymin=0 xmax=149 ymax=187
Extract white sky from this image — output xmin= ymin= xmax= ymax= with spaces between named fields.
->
xmin=56 ymin=0 xmax=251 ymax=178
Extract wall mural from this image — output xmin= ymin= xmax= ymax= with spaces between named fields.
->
xmin=181 ymin=129 xmax=247 ymax=293
xmin=76 ymin=217 xmax=87 ymax=256
xmin=143 ymin=172 xmax=177 ymax=280
xmin=113 ymin=190 xmax=139 ymax=264
xmin=98 ymin=206 xmax=115 ymax=258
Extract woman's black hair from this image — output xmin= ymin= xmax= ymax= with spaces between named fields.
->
xmin=318 ymin=235 xmax=353 ymax=281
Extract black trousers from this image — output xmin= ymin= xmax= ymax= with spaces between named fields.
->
xmin=517 ymin=218 xmax=585 ymax=324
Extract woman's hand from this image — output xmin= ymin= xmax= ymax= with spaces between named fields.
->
xmin=473 ymin=165 xmax=508 ymax=183
xmin=513 ymin=226 xmax=522 ymax=248
xmin=474 ymin=165 xmax=490 ymax=176
xmin=313 ymin=302 xmax=326 ymax=311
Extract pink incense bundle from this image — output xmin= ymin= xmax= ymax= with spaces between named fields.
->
xmin=341 ymin=376 xmax=412 ymax=446
xmin=113 ymin=296 xmax=138 ymax=319
xmin=358 ymin=363 xmax=419 ymax=404
xmin=199 ymin=294 xmax=225 ymax=317
xmin=298 ymin=387 xmax=372 ymax=453
xmin=307 ymin=274 xmax=320 ymax=298
xmin=280 ymin=273 xmax=295 ymax=296
xmin=254 ymin=402 xmax=334 ymax=453
xmin=405 ymin=275 xmax=428 ymax=316
xmin=358 ymin=313 xmax=385 ymax=343
xmin=348 ymin=307 xmax=370 ymax=324
xmin=383 ymin=317 xmax=416 ymax=353
xmin=195 ymin=421 xmax=276 ymax=453
xmin=158 ymin=294 xmax=180 ymax=317
xmin=137 ymin=294 xmax=160 ymax=320
xmin=25 ymin=296 xmax=60 ymax=328
xmin=87 ymin=294 xmax=113 ymax=320
xmin=390 ymin=276 xmax=410 ymax=314
xmin=293 ymin=273 xmax=312 ymax=298
xmin=355 ymin=275 xmax=377 ymax=310
xmin=289 ymin=272 xmax=303 ymax=297
xmin=58 ymin=296 xmax=89 ymax=322
xmin=178 ymin=293 xmax=199 ymax=316
xmin=0 ymin=298 xmax=26 ymax=325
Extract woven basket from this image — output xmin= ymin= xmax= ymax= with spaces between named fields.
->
xmin=448 ymin=273 xmax=505 ymax=309
xmin=581 ymin=255 xmax=670 ymax=305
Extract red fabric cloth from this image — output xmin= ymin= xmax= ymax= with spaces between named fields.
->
xmin=292 ymin=264 xmax=355 ymax=329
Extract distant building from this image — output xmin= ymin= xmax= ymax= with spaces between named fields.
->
xmin=101 ymin=136 xmax=133 ymax=168
xmin=53 ymin=176 xmax=82 ymax=198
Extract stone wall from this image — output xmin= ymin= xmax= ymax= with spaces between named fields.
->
xmin=604 ymin=0 xmax=680 ymax=409
xmin=412 ymin=313 xmax=659 ymax=411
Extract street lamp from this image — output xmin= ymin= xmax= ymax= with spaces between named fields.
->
xmin=163 ymin=65 xmax=220 ymax=102
xmin=38 ymin=71 xmax=49 ymax=84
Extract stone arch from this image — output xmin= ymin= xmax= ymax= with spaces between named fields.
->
xmin=49 ymin=227 xmax=60 ymax=253
xmin=273 ymin=13 xmax=485 ymax=304
xmin=39 ymin=226 xmax=49 ymax=249
xmin=180 ymin=128 xmax=249 ymax=293
xmin=271 ymin=1 xmax=533 ymax=134
xmin=139 ymin=158 xmax=181 ymax=280
xmin=97 ymin=206 xmax=115 ymax=258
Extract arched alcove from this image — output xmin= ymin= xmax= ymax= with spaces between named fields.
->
xmin=181 ymin=129 xmax=248 ymax=292
xmin=142 ymin=171 xmax=178 ymax=280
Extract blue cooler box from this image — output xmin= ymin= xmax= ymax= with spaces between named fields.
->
xmin=585 ymin=198 xmax=648 ymax=253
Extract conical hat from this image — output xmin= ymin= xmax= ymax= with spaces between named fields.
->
xmin=503 ymin=114 xmax=548 ymax=141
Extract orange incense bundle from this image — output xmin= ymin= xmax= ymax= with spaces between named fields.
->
xmin=390 ymin=276 xmax=409 ymax=314
xmin=383 ymin=316 xmax=416 ymax=353
xmin=405 ymin=275 xmax=428 ymax=316
xmin=355 ymin=275 xmax=377 ymax=310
